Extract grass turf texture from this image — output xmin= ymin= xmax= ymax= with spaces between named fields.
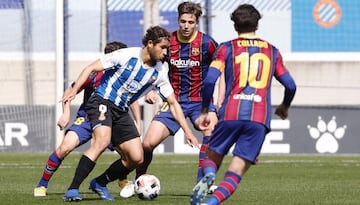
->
xmin=0 ymin=153 xmax=359 ymax=205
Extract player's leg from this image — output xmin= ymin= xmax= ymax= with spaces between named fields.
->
xmin=197 ymin=111 xmax=218 ymax=182
xmin=34 ymin=131 xmax=81 ymax=197
xmin=205 ymin=156 xmax=249 ymax=205
xmin=190 ymin=149 xmax=221 ymax=205
xmin=89 ymin=112 xmax=141 ymax=200
xmin=204 ymin=121 xmax=266 ymax=205
xmin=136 ymin=120 xmax=171 ymax=178
xmin=63 ymin=125 xmax=111 ymax=201
xmin=113 ymin=147 xmax=136 ymax=198
xmin=90 ymin=137 xmax=143 ymax=200
xmin=202 ymin=111 xmax=219 ymax=194
xmin=192 ymin=102 xmax=218 ymax=183
xmin=191 ymin=120 xmax=237 ymax=205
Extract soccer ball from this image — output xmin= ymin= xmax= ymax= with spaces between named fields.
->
xmin=134 ymin=174 xmax=161 ymax=200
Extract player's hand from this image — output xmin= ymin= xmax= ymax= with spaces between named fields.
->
xmin=60 ymin=88 xmax=76 ymax=103
xmin=145 ymin=90 xmax=158 ymax=104
xmin=185 ymin=132 xmax=199 ymax=149
xmin=57 ymin=114 xmax=69 ymax=130
xmin=275 ymin=103 xmax=289 ymax=120
xmin=196 ymin=113 xmax=212 ymax=131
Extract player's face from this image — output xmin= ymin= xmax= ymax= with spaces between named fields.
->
xmin=149 ymin=38 xmax=170 ymax=61
xmin=178 ymin=13 xmax=198 ymax=40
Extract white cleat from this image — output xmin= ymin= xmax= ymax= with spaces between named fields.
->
xmin=119 ymin=181 xmax=135 ymax=198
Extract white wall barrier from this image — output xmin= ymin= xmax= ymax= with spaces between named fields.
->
xmin=0 ymin=105 xmax=359 ymax=154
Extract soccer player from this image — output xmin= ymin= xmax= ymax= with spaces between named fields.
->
xmin=190 ymin=4 xmax=297 ymax=205
xmin=33 ymin=41 xmax=139 ymax=197
xmin=134 ymin=1 xmax=219 ymax=188
xmin=61 ymin=26 xmax=200 ymax=201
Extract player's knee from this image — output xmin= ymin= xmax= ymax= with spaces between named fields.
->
xmin=57 ymin=144 xmax=75 ymax=157
xmin=142 ymin=140 xmax=156 ymax=151
xmin=127 ymin=154 xmax=143 ymax=168
xmin=90 ymin=139 xmax=110 ymax=153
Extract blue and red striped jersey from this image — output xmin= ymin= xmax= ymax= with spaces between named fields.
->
xmin=168 ymin=30 xmax=218 ymax=103
xmin=205 ymin=34 xmax=292 ymax=129
xmin=81 ymin=71 xmax=103 ymax=104
xmin=71 ymin=71 xmax=103 ymax=117
xmin=69 ymin=71 xmax=103 ymax=117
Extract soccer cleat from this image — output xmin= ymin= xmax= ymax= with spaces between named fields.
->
xmin=89 ymin=178 xmax=114 ymax=200
xmin=63 ymin=189 xmax=82 ymax=202
xmin=119 ymin=180 xmax=135 ymax=198
xmin=34 ymin=186 xmax=47 ymax=197
xmin=190 ymin=173 xmax=215 ymax=205
xmin=118 ymin=179 xmax=129 ymax=189
xmin=208 ymin=184 xmax=218 ymax=194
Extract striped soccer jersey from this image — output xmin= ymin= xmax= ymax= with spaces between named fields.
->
xmin=169 ymin=30 xmax=217 ymax=103
xmin=95 ymin=47 xmax=173 ymax=112
xmin=70 ymin=71 xmax=103 ymax=117
xmin=213 ymin=35 xmax=289 ymax=129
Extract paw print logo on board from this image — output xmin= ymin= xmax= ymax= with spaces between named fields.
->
xmin=307 ymin=116 xmax=346 ymax=153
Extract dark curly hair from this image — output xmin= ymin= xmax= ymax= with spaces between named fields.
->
xmin=104 ymin=41 xmax=127 ymax=54
xmin=142 ymin=26 xmax=170 ymax=46
xmin=231 ymin=4 xmax=261 ymax=34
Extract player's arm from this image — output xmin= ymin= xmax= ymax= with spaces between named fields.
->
xmin=197 ymin=61 xmax=223 ymax=129
xmin=61 ymin=60 xmax=104 ymax=103
xmin=144 ymin=89 xmax=159 ymax=104
xmin=275 ymin=73 xmax=296 ymax=119
xmin=129 ymin=101 xmax=142 ymax=135
xmin=201 ymin=63 xmax=223 ymax=114
xmin=57 ymin=98 xmax=71 ymax=130
xmin=216 ymin=71 xmax=225 ymax=108
xmin=165 ymin=93 xmax=199 ymax=148
xmin=274 ymin=52 xmax=297 ymax=119
xmin=145 ymin=61 xmax=169 ymax=104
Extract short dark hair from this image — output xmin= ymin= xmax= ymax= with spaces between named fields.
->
xmin=104 ymin=41 xmax=128 ymax=54
xmin=231 ymin=4 xmax=261 ymax=34
xmin=142 ymin=26 xmax=170 ymax=46
xmin=177 ymin=1 xmax=202 ymax=22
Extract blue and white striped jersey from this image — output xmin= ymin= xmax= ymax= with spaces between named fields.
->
xmin=95 ymin=47 xmax=173 ymax=111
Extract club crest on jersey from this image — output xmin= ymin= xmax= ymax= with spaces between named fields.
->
xmin=126 ymin=81 xmax=141 ymax=93
xmin=191 ymin=47 xmax=200 ymax=56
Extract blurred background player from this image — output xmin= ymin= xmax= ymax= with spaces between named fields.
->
xmin=190 ymin=4 xmax=296 ymax=205
xmin=33 ymin=41 xmax=141 ymax=197
xmin=133 ymin=2 xmax=219 ymax=194
xmin=61 ymin=26 xmax=200 ymax=201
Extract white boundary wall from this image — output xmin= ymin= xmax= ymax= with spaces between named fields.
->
xmin=1 ymin=52 xmax=359 ymax=106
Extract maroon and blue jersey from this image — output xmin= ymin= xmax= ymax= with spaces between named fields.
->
xmin=73 ymin=72 xmax=103 ymax=117
xmin=203 ymin=34 xmax=295 ymax=129
xmin=168 ymin=30 xmax=218 ymax=103
xmin=66 ymin=71 xmax=106 ymax=147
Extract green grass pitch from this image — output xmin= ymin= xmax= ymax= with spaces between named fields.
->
xmin=0 ymin=153 xmax=359 ymax=205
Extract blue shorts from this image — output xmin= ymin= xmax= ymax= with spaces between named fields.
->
xmin=65 ymin=114 xmax=114 ymax=151
xmin=208 ymin=120 xmax=267 ymax=164
xmin=65 ymin=116 xmax=92 ymax=146
xmin=153 ymin=102 xmax=217 ymax=135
